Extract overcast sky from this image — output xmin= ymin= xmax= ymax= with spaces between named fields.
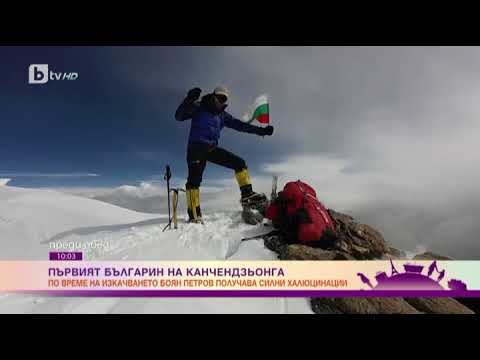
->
xmin=1 ymin=46 xmax=480 ymax=258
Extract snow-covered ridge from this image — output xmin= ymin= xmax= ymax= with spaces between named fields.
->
xmin=54 ymin=181 xmax=241 ymax=215
xmin=0 ymin=182 xmax=312 ymax=314
xmin=0 ymin=179 xmax=11 ymax=186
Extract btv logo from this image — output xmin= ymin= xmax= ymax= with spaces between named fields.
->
xmin=28 ymin=64 xmax=79 ymax=84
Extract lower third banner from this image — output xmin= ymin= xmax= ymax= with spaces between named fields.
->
xmin=1 ymin=260 xmax=479 ymax=297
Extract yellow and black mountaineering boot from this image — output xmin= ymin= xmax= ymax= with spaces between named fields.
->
xmin=186 ymin=187 xmax=203 ymax=224
xmin=235 ymin=168 xmax=267 ymax=207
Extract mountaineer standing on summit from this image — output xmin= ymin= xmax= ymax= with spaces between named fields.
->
xmin=175 ymin=86 xmax=274 ymax=223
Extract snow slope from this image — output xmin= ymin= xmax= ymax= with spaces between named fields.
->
xmin=0 ymin=181 xmax=312 ymax=314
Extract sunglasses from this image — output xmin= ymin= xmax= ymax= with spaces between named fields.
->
xmin=215 ymin=94 xmax=228 ymax=104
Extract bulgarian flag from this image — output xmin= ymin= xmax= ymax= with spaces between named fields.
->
xmin=243 ymin=94 xmax=270 ymax=124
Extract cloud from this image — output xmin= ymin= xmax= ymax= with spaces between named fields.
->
xmin=258 ymin=150 xmax=480 ymax=260
xmin=56 ymin=182 xmax=166 ymax=200
xmin=74 ymin=47 xmax=480 ymax=258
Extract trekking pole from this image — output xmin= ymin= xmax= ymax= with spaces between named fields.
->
xmin=162 ymin=165 xmax=172 ymax=232
xmin=172 ymin=189 xmax=178 ymax=229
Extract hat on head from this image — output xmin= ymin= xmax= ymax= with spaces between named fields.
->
xmin=213 ymin=85 xmax=230 ymax=100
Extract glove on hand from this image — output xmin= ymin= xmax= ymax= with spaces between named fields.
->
xmin=258 ymin=125 xmax=274 ymax=136
xmin=186 ymin=87 xmax=202 ymax=102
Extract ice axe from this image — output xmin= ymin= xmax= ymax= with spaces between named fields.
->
xmin=271 ymin=175 xmax=278 ymax=201
xmin=170 ymin=187 xmax=185 ymax=229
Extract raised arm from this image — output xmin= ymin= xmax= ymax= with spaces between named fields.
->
xmin=223 ymin=112 xmax=274 ymax=136
xmin=175 ymin=88 xmax=202 ymax=121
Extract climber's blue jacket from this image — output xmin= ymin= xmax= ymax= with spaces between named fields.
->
xmin=175 ymin=93 xmax=262 ymax=146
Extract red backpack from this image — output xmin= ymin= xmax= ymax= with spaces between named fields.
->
xmin=265 ymin=180 xmax=337 ymax=247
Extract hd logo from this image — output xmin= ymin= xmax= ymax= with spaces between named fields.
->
xmin=28 ymin=64 xmax=79 ymax=84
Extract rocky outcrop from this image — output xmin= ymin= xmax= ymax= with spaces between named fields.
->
xmin=311 ymin=297 xmax=420 ymax=314
xmin=278 ymin=244 xmax=355 ymax=261
xmin=328 ymin=210 xmax=388 ymax=259
xmin=261 ymin=208 xmax=477 ymax=314
xmin=413 ymin=252 xmax=454 ymax=261
xmin=404 ymin=298 xmax=474 ymax=314
xmin=264 ymin=210 xmax=390 ymax=261
xmin=382 ymin=247 xmax=408 ymax=260
xmin=452 ymin=298 xmax=480 ymax=314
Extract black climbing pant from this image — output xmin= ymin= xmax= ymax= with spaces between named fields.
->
xmin=186 ymin=142 xmax=247 ymax=189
